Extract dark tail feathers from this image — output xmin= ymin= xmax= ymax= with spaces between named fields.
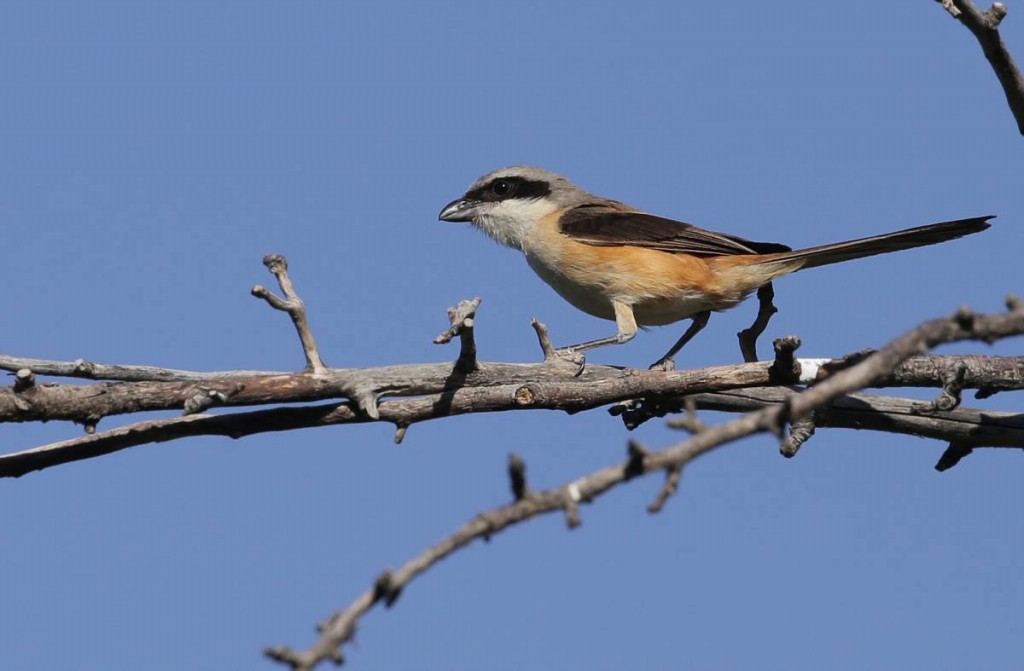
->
xmin=768 ymin=216 xmax=993 ymax=270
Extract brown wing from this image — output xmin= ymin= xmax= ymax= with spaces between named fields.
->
xmin=559 ymin=204 xmax=791 ymax=257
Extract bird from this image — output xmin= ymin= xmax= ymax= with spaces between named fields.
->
xmin=438 ymin=166 xmax=992 ymax=370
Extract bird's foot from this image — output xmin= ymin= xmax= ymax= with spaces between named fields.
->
xmin=548 ymin=347 xmax=586 ymax=376
xmin=648 ymin=357 xmax=676 ymax=372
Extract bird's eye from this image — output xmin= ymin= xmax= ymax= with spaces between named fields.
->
xmin=490 ymin=179 xmax=516 ymax=198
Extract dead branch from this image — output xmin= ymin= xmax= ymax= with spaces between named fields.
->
xmin=2 ymin=255 xmax=1022 ymax=665
xmin=684 ymin=388 xmax=1024 ymax=450
xmin=252 ymin=254 xmax=327 ymax=373
xmin=0 ymin=356 xmax=276 ymax=382
xmin=265 ymin=299 xmax=1024 ymax=669
xmin=3 ymin=262 xmax=1023 ymax=478
xmin=939 ymin=0 xmax=1024 ymax=134
xmin=433 ymin=297 xmax=481 ymax=373
xmin=4 ymin=347 xmax=1022 ymax=478
xmin=737 ymin=283 xmax=778 ymax=362
xmin=3 ymin=354 xmax=1021 ymax=435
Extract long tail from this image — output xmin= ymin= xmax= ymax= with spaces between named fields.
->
xmin=765 ymin=216 xmax=993 ymax=270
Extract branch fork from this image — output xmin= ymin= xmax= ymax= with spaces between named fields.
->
xmin=530 ymin=319 xmax=586 ymax=374
xmin=940 ymin=0 xmax=1024 ymax=135
xmin=252 ymin=254 xmax=327 ymax=374
xmin=433 ymin=297 xmax=481 ymax=373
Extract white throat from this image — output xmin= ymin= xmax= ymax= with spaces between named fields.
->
xmin=472 ymin=198 xmax=559 ymax=251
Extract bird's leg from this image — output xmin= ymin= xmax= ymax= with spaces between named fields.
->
xmin=552 ymin=301 xmax=638 ymax=370
xmin=648 ymin=311 xmax=711 ymax=372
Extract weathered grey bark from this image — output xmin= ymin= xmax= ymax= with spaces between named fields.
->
xmin=263 ymin=301 xmax=1024 ymax=671
xmin=939 ymin=0 xmax=1024 ymax=134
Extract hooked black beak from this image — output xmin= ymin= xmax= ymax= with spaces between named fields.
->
xmin=438 ymin=198 xmax=480 ymax=222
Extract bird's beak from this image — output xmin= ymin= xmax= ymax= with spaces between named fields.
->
xmin=438 ymin=198 xmax=480 ymax=222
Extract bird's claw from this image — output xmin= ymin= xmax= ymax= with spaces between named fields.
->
xmin=548 ymin=347 xmax=586 ymax=375
xmin=648 ymin=358 xmax=676 ymax=372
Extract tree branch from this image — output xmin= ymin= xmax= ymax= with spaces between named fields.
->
xmin=433 ymin=297 xmax=481 ymax=373
xmin=737 ymin=283 xmax=778 ymax=362
xmin=264 ymin=299 xmax=1024 ymax=669
xmin=4 ymin=349 xmax=1021 ymax=428
xmin=940 ymin=0 xmax=1024 ymax=135
xmin=0 ymin=356 xmax=277 ymax=382
xmin=684 ymin=388 xmax=1024 ymax=449
xmin=251 ymin=254 xmax=328 ymax=373
xmin=4 ymin=347 xmax=1022 ymax=478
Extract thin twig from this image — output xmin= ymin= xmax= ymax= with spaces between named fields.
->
xmin=251 ymin=254 xmax=327 ymax=373
xmin=780 ymin=415 xmax=816 ymax=457
xmin=264 ymin=425 xmax=719 ymax=670
xmin=648 ymin=465 xmax=683 ymax=513
xmin=942 ymin=0 xmax=1024 ymax=135
xmin=529 ymin=319 xmax=586 ymax=374
xmin=934 ymin=441 xmax=975 ymax=471
xmin=738 ymin=283 xmax=778 ymax=362
xmin=433 ymin=298 xmax=482 ymax=373
xmin=665 ymin=397 xmax=707 ymax=434
xmin=530 ymin=319 xmax=557 ymax=360
xmin=508 ymin=452 xmax=528 ymax=500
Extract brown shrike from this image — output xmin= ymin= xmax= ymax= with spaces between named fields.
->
xmin=439 ymin=166 xmax=991 ymax=370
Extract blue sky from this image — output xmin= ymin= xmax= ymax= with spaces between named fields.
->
xmin=2 ymin=2 xmax=1022 ymax=669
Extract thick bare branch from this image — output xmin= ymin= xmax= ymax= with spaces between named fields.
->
xmin=5 ymin=350 xmax=1022 ymax=478
xmin=6 ymin=346 xmax=1015 ymax=430
xmin=0 ymin=360 xmax=796 ymax=426
xmin=3 ymin=345 xmax=1022 ymax=478
xmin=5 ymin=353 xmax=1020 ymax=429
